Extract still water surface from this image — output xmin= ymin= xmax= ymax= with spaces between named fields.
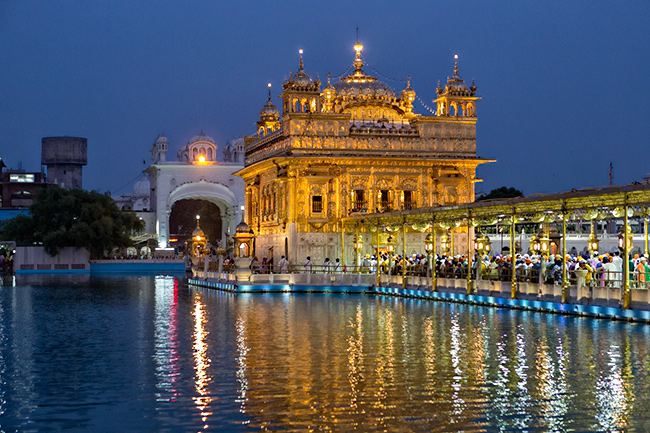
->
xmin=1 ymin=275 xmax=649 ymax=432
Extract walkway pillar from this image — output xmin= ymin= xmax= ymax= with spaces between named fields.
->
xmin=623 ymin=202 xmax=632 ymax=310
xmin=643 ymin=216 xmax=648 ymax=257
xmin=510 ymin=214 xmax=517 ymax=299
xmin=430 ymin=219 xmax=437 ymax=292
xmin=402 ymin=220 xmax=407 ymax=290
xmin=467 ymin=215 xmax=473 ymax=295
xmin=561 ymin=212 xmax=569 ymax=303
xmin=376 ymin=222 xmax=381 ymax=288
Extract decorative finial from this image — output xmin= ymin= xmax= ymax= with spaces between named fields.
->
xmin=454 ymin=54 xmax=459 ymax=75
xmin=353 ymin=39 xmax=364 ymax=71
xmin=298 ymin=49 xmax=304 ymax=70
xmin=267 ymin=82 xmax=272 ymax=100
xmin=407 ymin=75 xmax=411 ymax=87
xmin=327 ymin=72 xmax=331 ymax=85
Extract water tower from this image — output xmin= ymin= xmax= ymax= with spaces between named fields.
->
xmin=41 ymin=137 xmax=88 ymax=189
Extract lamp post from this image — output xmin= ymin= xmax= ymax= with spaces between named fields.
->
xmin=441 ymin=231 xmax=451 ymax=255
xmin=618 ymin=226 xmax=632 ymax=252
xmin=619 ymin=206 xmax=633 ymax=309
xmin=588 ymin=219 xmax=599 ymax=255
xmin=353 ymin=233 xmax=363 ymax=270
xmin=425 ymin=232 xmax=434 ymax=274
xmin=474 ymin=230 xmax=491 ymax=256
xmin=529 ymin=232 xmax=540 ymax=255
xmin=425 ymin=227 xmax=436 ymax=292
xmin=387 ymin=234 xmax=395 ymax=280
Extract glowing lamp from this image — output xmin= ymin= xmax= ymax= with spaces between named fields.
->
xmin=353 ymin=234 xmax=363 ymax=251
xmin=441 ymin=231 xmax=451 ymax=254
xmin=387 ymin=235 xmax=394 ymax=253
xmin=473 ymin=231 xmax=491 ymax=255
xmin=530 ymin=232 xmax=540 ymax=254
xmin=424 ymin=233 xmax=434 ymax=253
xmin=618 ymin=226 xmax=633 ymax=251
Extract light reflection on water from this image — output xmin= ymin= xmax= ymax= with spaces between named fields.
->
xmin=1 ymin=276 xmax=650 ymax=432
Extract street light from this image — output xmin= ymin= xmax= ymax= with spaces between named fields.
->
xmin=353 ymin=234 xmax=363 ymax=269
xmin=424 ymin=233 xmax=434 ymax=254
xmin=441 ymin=231 xmax=451 ymax=254
xmin=588 ymin=220 xmax=599 ymax=255
xmin=386 ymin=234 xmax=395 ymax=277
xmin=529 ymin=232 xmax=540 ymax=254
xmin=473 ymin=230 xmax=491 ymax=256
xmin=539 ymin=228 xmax=551 ymax=257
xmin=618 ymin=226 xmax=632 ymax=252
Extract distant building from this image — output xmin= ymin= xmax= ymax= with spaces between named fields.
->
xmin=0 ymin=167 xmax=47 ymax=209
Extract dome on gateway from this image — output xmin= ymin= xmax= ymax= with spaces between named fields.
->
xmin=187 ymin=132 xmax=215 ymax=145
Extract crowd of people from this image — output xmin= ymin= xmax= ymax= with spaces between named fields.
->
xmin=206 ymin=245 xmax=650 ymax=290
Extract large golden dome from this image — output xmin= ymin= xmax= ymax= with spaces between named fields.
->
xmin=332 ymin=41 xmax=397 ymax=107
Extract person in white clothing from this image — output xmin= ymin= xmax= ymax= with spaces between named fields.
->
xmin=277 ymin=255 xmax=289 ymax=273
xmin=304 ymin=256 xmax=313 ymax=273
xmin=611 ymin=251 xmax=623 ymax=288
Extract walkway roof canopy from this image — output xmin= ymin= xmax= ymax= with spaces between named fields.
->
xmin=343 ymin=183 xmax=650 ymax=228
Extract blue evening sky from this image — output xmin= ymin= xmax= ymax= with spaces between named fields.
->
xmin=1 ymin=1 xmax=648 ymax=197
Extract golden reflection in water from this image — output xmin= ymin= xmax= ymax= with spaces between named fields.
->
xmin=347 ymin=304 xmax=364 ymax=410
xmin=371 ymin=305 xmax=396 ymax=431
xmin=235 ymin=316 xmax=249 ymax=420
xmin=513 ymin=329 xmax=532 ymax=430
xmin=594 ymin=344 xmax=632 ymax=431
xmin=535 ymin=338 xmax=569 ymax=432
xmin=469 ymin=317 xmax=487 ymax=386
xmin=192 ymin=293 xmax=212 ymax=430
xmin=423 ymin=316 xmax=437 ymax=398
xmin=448 ymin=314 xmax=466 ymax=421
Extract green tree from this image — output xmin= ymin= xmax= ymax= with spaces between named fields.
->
xmin=0 ymin=186 xmax=144 ymax=258
xmin=476 ymin=186 xmax=524 ymax=201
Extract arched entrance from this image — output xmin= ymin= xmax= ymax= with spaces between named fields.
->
xmin=169 ymin=199 xmax=223 ymax=252
xmin=156 ymin=180 xmax=242 ymax=248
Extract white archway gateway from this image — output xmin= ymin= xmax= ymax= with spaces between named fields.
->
xmin=145 ymin=133 xmax=245 ymax=248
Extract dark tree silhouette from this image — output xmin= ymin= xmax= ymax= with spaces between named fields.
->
xmin=0 ymin=186 xmax=144 ymax=258
xmin=476 ymin=186 xmax=524 ymax=201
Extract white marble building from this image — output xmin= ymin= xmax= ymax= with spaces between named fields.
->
xmin=129 ymin=132 xmax=246 ymax=248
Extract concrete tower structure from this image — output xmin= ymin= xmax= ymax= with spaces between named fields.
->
xmin=41 ymin=137 xmax=88 ymax=189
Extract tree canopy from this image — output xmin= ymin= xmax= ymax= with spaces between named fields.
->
xmin=476 ymin=186 xmax=524 ymax=201
xmin=0 ymin=187 xmax=144 ymax=258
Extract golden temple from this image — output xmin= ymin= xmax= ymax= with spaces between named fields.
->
xmin=235 ymin=41 xmax=493 ymax=265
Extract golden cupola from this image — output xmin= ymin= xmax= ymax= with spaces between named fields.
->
xmin=257 ymin=83 xmax=281 ymax=136
xmin=280 ymin=50 xmax=321 ymax=114
xmin=399 ymin=77 xmax=416 ymax=115
xmin=321 ymin=73 xmax=337 ymax=113
xmin=434 ymin=55 xmax=480 ymax=117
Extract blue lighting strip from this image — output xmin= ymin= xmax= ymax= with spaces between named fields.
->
xmin=186 ymin=279 xmax=650 ymax=324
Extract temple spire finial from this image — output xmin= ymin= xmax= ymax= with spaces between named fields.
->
xmin=454 ymin=54 xmax=459 ymax=76
xmin=298 ymin=49 xmax=304 ymax=70
xmin=267 ymin=82 xmax=272 ymax=100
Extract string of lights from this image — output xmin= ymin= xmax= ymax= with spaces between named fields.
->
xmin=362 ymin=59 xmax=407 ymax=84
xmin=415 ymin=95 xmax=438 ymax=115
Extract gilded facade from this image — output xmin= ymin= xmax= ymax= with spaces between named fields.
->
xmin=235 ymin=42 xmax=493 ymax=265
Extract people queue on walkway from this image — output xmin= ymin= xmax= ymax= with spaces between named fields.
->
xmin=245 ymin=250 xmax=650 ymax=289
